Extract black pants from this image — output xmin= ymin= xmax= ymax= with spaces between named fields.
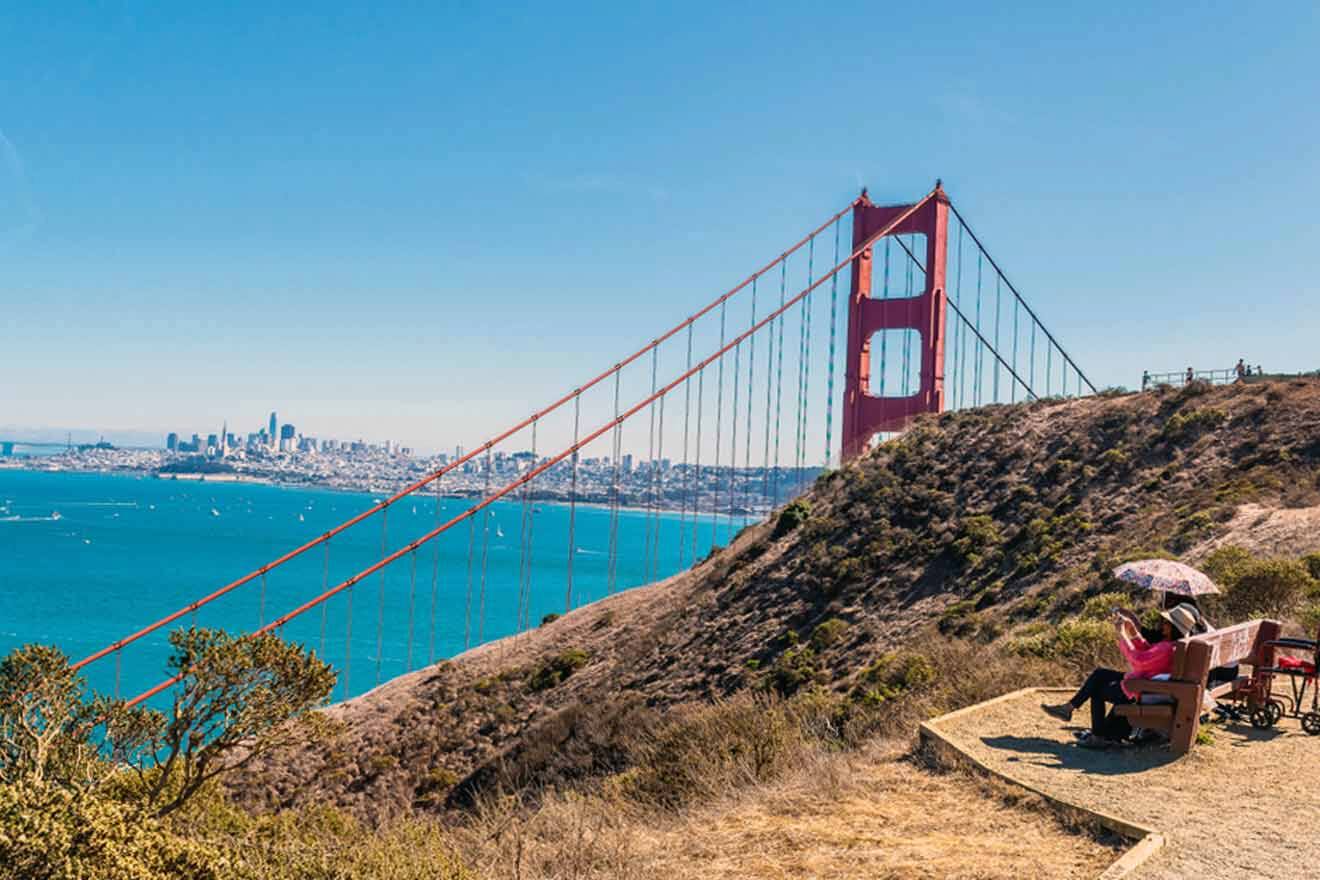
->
xmin=1070 ymin=667 xmax=1134 ymax=739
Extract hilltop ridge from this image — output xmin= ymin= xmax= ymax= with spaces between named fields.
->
xmin=235 ymin=378 xmax=1320 ymax=823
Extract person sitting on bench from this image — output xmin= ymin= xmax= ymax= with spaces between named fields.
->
xmin=1042 ymin=604 xmax=1199 ymax=748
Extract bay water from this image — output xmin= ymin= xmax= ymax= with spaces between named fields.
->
xmin=0 ymin=470 xmax=731 ymax=705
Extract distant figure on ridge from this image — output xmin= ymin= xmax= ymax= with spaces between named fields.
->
xmin=1185 ymin=366 xmax=1194 ymax=385
xmin=1141 ymin=370 xmax=1151 ymax=391
xmin=1235 ymin=359 xmax=1247 ymax=382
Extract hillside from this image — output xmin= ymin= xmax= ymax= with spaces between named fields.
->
xmin=233 ymin=378 xmax=1320 ymax=824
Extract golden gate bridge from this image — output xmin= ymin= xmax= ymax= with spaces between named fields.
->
xmin=71 ymin=182 xmax=1095 ymax=706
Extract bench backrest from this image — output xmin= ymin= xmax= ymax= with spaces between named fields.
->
xmin=1167 ymin=619 xmax=1281 ymax=683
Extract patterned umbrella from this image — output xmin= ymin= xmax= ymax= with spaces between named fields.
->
xmin=1112 ymin=559 xmax=1220 ymax=597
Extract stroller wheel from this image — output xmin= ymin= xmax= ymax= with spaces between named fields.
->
xmin=1251 ymin=707 xmax=1275 ymax=730
xmin=1268 ymin=702 xmax=1284 ymax=725
xmin=1302 ymin=713 xmax=1320 ymax=736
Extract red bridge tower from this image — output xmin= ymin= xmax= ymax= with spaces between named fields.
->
xmin=841 ymin=183 xmax=950 ymax=460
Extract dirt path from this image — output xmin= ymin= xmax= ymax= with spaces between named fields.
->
xmin=578 ymin=744 xmax=1120 ymax=880
xmin=931 ymin=688 xmax=1320 ymax=879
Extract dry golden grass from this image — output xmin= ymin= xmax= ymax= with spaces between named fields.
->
xmin=452 ymin=741 xmax=1119 ymax=880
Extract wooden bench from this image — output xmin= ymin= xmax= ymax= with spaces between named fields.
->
xmin=1113 ymin=618 xmax=1281 ymax=754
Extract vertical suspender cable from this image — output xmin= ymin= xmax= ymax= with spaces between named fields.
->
xmin=771 ymin=258 xmax=787 ymax=508
xmin=795 ymin=235 xmax=814 ymax=495
xmin=1030 ymin=322 xmax=1037 ymax=395
xmin=1011 ymin=293 xmax=1020 ymax=403
xmin=678 ymin=327 xmax=694 ymax=567
xmin=727 ymin=336 xmax=741 ymax=539
xmin=973 ymin=252 xmax=984 ymax=407
xmin=902 ymin=237 xmax=914 ymax=399
xmin=643 ymin=349 xmax=659 ymax=577
xmin=1047 ymin=342 xmax=1054 ymax=397
xmin=429 ymin=478 xmax=443 ymax=660
xmin=762 ymin=267 xmax=778 ymax=512
xmin=743 ymin=278 xmax=758 ymax=526
xmin=565 ymin=391 xmax=581 ymax=611
xmin=711 ymin=300 xmax=727 ymax=551
xmin=477 ymin=448 xmax=493 ymax=642
xmin=375 ymin=509 xmax=388 ymax=685
xmin=405 ymin=550 xmax=418 ymax=672
xmin=320 ymin=542 xmax=330 ymax=660
xmin=651 ymin=393 xmax=666 ymax=582
xmin=607 ymin=374 xmax=622 ymax=591
xmin=344 ymin=573 xmax=353 ymax=701
xmin=692 ymin=362 xmax=705 ymax=564
xmin=463 ymin=500 xmax=477 ymax=650
xmin=521 ymin=420 xmax=539 ymax=623
xmin=880 ymin=238 xmax=891 ymax=398
xmin=957 ymin=224 xmax=968 ymax=410
xmin=824 ymin=220 xmax=841 ymax=468
xmin=993 ymin=274 xmax=1003 ymax=403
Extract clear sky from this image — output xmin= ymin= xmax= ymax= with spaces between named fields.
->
xmin=3 ymin=2 xmax=1317 ymax=454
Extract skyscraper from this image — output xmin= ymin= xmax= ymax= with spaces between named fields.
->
xmin=269 ymin=412 xmax=278 ymax=449
xmin=219 ymin=421 xmax=228 ymax=458
xmin=166 ymin=432 xmax=178 ymax=452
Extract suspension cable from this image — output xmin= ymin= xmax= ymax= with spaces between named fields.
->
xmin=521 ymin=419 xmax=539 ymax=624
xmin=727 ymin=335 xmax=742 ymax=538
xmin=823 ymin=220 xmax=841 ymax=467
xmin=477 ymin=447 xmax=493 ymax=641
xmin=743 ymin=276 xmax=758 ymax=526
xmin=405 ymin=549 xmax=418 ymax=672
xmin=711 ymin=299 xmax=727 ymax=551
xmin=565 ymin=391 xmax=581 ymax=611
xmin=678 ymin=324 xmax=694 ymax=567
xmin=651 ymin=393 xmax=666 ymax=582
xmin=643 ymin=349 xmax=659 ymax=578
xmin=799 ymin=235 xmax=815 ymax=489
xmin=771 ymin=258 xmax=787 ymax=508
xmin=429 ymin=477 xmax=443 ymax=660
xmin=607 ymin=374 xmax=621 ymax=592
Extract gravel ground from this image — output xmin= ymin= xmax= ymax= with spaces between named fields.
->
xmin=932 ymin=689 xmax=1320 ymax=879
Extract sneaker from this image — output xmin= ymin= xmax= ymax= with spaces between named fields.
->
xmin=1041 ymin=701 xmax=1075 ymax=722
xmin=1077 ymin=732 xmax=1117 ymax=750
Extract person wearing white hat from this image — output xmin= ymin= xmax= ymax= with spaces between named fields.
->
xmin=1042 ymin=603 xmax=1199 ymax=749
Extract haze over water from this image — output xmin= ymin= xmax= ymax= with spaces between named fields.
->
xmin=0 ymin=470 xmax=719 ymax=704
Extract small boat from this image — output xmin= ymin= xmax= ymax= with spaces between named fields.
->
xmin=51 ymin=511 xmax=62 ymax=521
xmin=496 ymin=523 xmax=505 ymax=538
xmin=210 ymin=508 xmax=221 ymax=517
xmin=298 ymin=513 xmax=305 ymax=522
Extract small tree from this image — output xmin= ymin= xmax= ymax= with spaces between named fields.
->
xmin=132 ymin=627 xmax=336 ymax=816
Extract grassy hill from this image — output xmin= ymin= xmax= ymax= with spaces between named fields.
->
xmin=233 ymin=378 xmax=1320 ymax=830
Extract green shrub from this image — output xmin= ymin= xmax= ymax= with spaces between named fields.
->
xmin=1219 ymin=558 xmax=1316 ymax=620
xmin=765 ymin=644 xmax=819 ymax=696
xmin=1080 ymin=592 xmax=1133 ymax=621
xmin=952 ymin=515 xmax=1002 ymax=566
xmin=851 ymin=651 xmax=937 ymax=707
xmin=1161 ymin=407 xmax=1227 ymax=442
xmin=809 ymin=618 xmax=849 ymax=650
xmin=773 ymin=499 xmax=812 ymax=539
xmin=1303 ymin=553 xmax=1320 ymax=582
xmin=0 ymin=782 xmax=220 ymax=880
xmin=527 ymin=649 xmax=589 ymax=691
xmin=1007 ymin=617 xmax=1117 ymax=674
xmin=539 ymin=612 xmax=561 ymax=626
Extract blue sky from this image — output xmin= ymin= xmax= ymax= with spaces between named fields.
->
xmin=2 ymin=1 xmax=1317 ymax=454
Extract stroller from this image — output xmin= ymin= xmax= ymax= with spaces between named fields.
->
xmin=1243 ymin=626 xmax=1320 ymax=735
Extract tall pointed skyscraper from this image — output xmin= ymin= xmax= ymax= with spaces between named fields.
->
xmin=219 ymin=421 xmax=228 ymax=458
xmin=269 ymin=412 xmax=278 ymax=450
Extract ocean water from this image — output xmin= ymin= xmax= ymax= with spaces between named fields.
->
xmin=0 ymin=470 xmax=738 ymax=705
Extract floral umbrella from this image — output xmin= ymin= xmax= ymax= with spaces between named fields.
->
xmin=1112 ymin=559 xmax=1220 ymax=597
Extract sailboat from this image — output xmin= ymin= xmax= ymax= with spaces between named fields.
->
xmin=496 ymin=523 xmax=505 ymax=538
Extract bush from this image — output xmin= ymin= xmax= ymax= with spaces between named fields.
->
xmin=539 ymin=613 xmax=560 ymax=626
xmin=1219 ymin=558 xmax=1316 ymax=620
xmin=772 ymin=499 xmax=811 ymax=539
xmin=1161 ymin=407 xmax=1227 ymax=443
xmin=809 ymin=618 xmax=849 ymax=650
xmin=851 ymin=652 xmax=936 ymax=707
xmin=1007 ymin=617 xmax=1118 ymax=675
xmin=764 ymin=644 xmax=819 ymax=696
xmin=1079 ymin=592 xmax=1133 ymax=621
xmin=952 ymin=515 xmax=1002 ymax=567
xmin=527 ymin=649 xmax=589 ymax=691
xmin=1303 ymin=553 xmax=1320 ymax=582
xmin=0 ymin=782 xmax=220 ymax=880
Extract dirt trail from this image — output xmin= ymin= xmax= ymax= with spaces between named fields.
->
xmin=931 ymin=689 xmax=1320 ymax=879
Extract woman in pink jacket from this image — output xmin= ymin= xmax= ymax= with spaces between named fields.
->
xmin=1042 ymin=603 xmax=1198 ymax=748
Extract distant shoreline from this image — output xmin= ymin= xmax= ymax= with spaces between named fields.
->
xmin=0 ymin=464 xmax=764 ymax=519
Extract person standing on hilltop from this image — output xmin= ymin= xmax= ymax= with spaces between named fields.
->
xmin=1041 ymin=604 xmax=1198 ymax=749
xmin=1185 ymin=366 xmax=1195 ymax=385
xmin=1235 ymin=359 xmax=1247 ymax=382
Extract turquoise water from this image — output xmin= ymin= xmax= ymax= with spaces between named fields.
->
xmin=0 ymin=470 xmax=730 ymax=704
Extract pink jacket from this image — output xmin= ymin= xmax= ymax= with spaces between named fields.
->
xmin=1118 ymin=635 xmax=1175 ymax=699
